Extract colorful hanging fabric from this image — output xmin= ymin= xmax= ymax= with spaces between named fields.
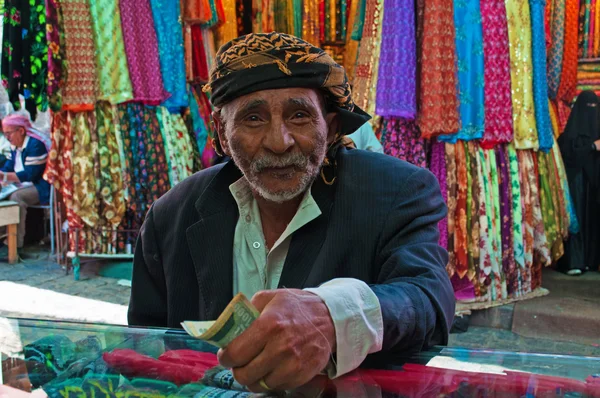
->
xmin=192 ymin=26 xmax=210 ymax=82
xmin=351 ymin=0 xmax=366 ymax=41
xmin=479 ymin=0 xmax=514 ymax=149
xmin=595 ymin=0 xmax=600 ymax=55
xmin=149 ymin=0 xmax=188 ymax=110
xmin=530 ymin=0 xmax=555 ymax=151
xmin=528 ymin=152 xmax=552 ymax=267
xmin=96 ymin=103 xmax=125 ymax=226
xmin=72 ymin=112 xmax=99 ymax=228
xmin=181 ymin=0 xmax=212 ymax=23
xmin=2 ymin=0 xmax=48 ymax=118
xmin=142 ymin=108 xmax=171 ymax=205
xmin=415 ymin=0 xmax=460 ymax=139
xmin=88 ymin=0 xmax=133 ymax=104
xmin=157 ymin=107 xmax=194 ymax=186
xmin=557 ymin=0 xmax=580 ymax=105
xmin=536 ymin=152 xmax=562 ymax=263
xmin=505 ymin=0 xmax=540 ymax=149
xmin=551 ymin=135 xmax=579 ymax=234
xmin=548 ymin=146 xmax=568 ymax=240
xmin=302 ymin=0 xmax=321 ymax=47
xmin=481 ymin=148 xmax=503 ymax=301
xmin=466 ymin=142 xmax=481 ymax=286
xmin=119 ymin=0 xmax=167 ymax=105
xmin=353 ymin=0 xmax=384 ymax=114
xmin=381 ymin=118 xmax=428 ymax=168
xmin=439 ymin=0 xmax=484 ymax=143
xmin=46 ymin=0 xmax=64 ymax=111
xmin=189 ymin=87 xmax=210 ymax=161
xmin=547 ymin=0 xmax=565 ymax=99
xmin=374 ymin=0 xmax=416 ymax=119
xmin=445 ymin=143 xmax=457 ymax=279
xmin=216 ymin=0 xmax=238 ymax=47
xmin=507 ymin=144 xmax=524 ymax=273
xmin=60 ymin=0 xmax=97 ymax=112
xmin=517 ymin=150 xmax=534 ymax=293
xmin=429 ymin=140 xmax=448 ymax=250
xmin=45 ymin=112 xmax=86 ymax=252
xmin=475 ymin=145 xmax=491 ymax=302
xmin=496 ymin=145 xmax=517 ymax=296
xmin=344 ymin=0 xmax=359 ymax=81
xmin=454 ymin=142 xmax=469 ymax=279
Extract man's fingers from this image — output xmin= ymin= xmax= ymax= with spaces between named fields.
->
xmin=246 ymin=358 xmax=312 ymax=393
xmin=217 ymin=315 xmax=269 ymax=368
xmin=251 ymin=290 xmax=277 ymax=312
xmin=230 ymin=343 xmax=283 ymax=387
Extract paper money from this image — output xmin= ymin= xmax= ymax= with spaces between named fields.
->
xmin=181 ymin=293 xmax=260 ymax=348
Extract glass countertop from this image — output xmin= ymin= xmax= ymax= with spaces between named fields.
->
xmin=1 ymin=317 xmax=599 ymax=397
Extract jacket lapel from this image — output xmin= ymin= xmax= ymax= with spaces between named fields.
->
xmin=186 ymin=162 xmax=241 ymax=320
xmin=278 ymin=174 xmax=336 ymax=289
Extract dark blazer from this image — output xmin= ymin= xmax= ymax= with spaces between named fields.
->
xmin=129 ymin=148 xmax=455 ymax=361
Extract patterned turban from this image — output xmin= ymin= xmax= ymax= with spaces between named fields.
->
xmin=204 ymin=32 xmax=370 ymax=135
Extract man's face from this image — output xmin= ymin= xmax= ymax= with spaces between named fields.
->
xmin=2 ymin=126 xmax=26 ymax=148
xmin=215 ymin=88 xmax=338 ymax=203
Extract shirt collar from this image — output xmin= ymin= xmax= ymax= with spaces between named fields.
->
xmin=10 ymin=135 xmax=29 ymax=151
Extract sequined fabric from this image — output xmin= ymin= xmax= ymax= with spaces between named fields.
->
xmin=505 ymin=0 xmax=539 ymax=149
xmin=547 ymin=0 xmax=565 ymax=99
xmin=479 ymin=0 xmax=514 ymax=148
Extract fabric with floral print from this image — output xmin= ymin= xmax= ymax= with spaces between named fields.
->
xmin=527 ymin=152 xmax=551 ymax=268
xmin=517 ymin=150 xmax=534 ymax=294
xmin=72 ymin=111 xmax=99 ymax=228
xmin=496 ymin=145 xmax=517 ymax=296
xmin=476 ymin=145 xmax=492 ymax=302
xmin=551 ymin=134 xmax=580 ymax=234
xmin=547 ymin=0 xmax=565 ymax=99
xmin=484 ymin=148 xmax=505 ymax=300
xmin=454 ymin=142 xmax=469 ymax=279
xmin=157 ymin=107 xmax=195 ymax=186
xmin=96 ymin=102 xmax=125 ymax=226
xmin=536 ymin=151 xmax=561 ymax=262
xmin=381 ymin=118 xmax=428 ymax=168
xmin=507 ymin=144 xmax=524 ymax=273
xmin=438 ymin=0 xmax=484 ymax=143
xmin=466 ymin=142 xmax=481 ymax=287
xmin=46 ymin=0 xmax=64 ymax=111
xmin=445 ymin=143 xmax=457 ymax=279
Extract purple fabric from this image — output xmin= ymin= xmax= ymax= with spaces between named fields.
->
xmin=429 ymin=140 xmax=448 ymax=249
xmin=451 ymin=273 xmax=476 ymax=301
xmin=382 ymin=118 xmax=428 ymax=168
xmin=119 ymin=0 xmax=168 ymax=104
xmin=496 ymin=145 xmax=516 ymax=296
xmin=375 ymin=0 xmax=417 ymax=118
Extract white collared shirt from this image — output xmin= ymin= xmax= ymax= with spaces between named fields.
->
xmin=12 ymin=135 xmax=29 ymax=173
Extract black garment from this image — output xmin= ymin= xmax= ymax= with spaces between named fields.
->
xmin=128 ymin=148 xmax=455 ymax=361
xmin=557 ymin=91 xmax=600 ymax=272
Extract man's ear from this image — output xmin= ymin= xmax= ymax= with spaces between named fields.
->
xmin=325 ymin=112 xmax=340 ymax=144
xmin=212 ymin=110 xmax=231 ymax=156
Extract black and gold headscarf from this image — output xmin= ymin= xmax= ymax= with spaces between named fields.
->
xmin=203 ymin=32 xmax=370 ymax=135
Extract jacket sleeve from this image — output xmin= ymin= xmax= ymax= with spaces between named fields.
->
xmin=1 ymin=151 xmax=14 ymax=173
xmin=128 ymin=206 xmax=169 ymax=327
xmin=368 ymin=167 xmax=454 ymax=361
xmin=16 ymin=139 xmax=47 ymax=183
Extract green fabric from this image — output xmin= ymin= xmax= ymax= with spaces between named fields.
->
xmin=351 ymin=0 xmax=366 ymax=41
xmin=230 ymin=178 xmax=321 ymax=299
xmin=507 ymin=144 xmax=524 ymax=269
xmin=88 ymin=0 xmax=133 ymax=104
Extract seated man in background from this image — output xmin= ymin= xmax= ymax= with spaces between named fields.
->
xmin=0 ymin=114 xmax=50 ymax=252
xmin=346 ymin=121 xmax=384 ymax=153
xmin=129 ymin=33 xmax=454 ymax=393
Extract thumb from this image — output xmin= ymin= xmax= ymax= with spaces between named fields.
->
xmin=250 ymin=290 xmax=277 ymax=312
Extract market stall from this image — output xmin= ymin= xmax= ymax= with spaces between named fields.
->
xmin=1 ymin=317 xmax=600 ymax=397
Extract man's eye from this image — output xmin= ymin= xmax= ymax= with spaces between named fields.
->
xmin=245 ymin=115 xmax=261 ymax=122
xmin=292 ymin=112 xmax=308 ymax=119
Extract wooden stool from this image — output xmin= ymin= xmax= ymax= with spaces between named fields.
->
xmin=0 ymin=201 xmax=20 ymax=263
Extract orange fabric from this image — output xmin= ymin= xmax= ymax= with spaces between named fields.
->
xmin=455 ymin=142 xmax=469 ymax=279
xmin=557 ymin=0 xmax=580 ymax=105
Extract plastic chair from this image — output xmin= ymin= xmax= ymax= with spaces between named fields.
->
xmin=28 ymin=185 xmax=55 ymax=255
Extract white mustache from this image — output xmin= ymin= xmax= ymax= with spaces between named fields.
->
xmin=251 ymin=153 xmax=309 ymax=173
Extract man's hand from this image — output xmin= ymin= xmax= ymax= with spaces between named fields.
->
xmin=217 ymin=289 xmax=336 ymax=392
xmin=594 ymin=139 xmax=600 ymax=151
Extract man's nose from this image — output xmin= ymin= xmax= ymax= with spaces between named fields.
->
xmin=263 ymin=120 xmax=294 ymax=154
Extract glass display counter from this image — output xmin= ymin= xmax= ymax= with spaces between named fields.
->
xmin=1 ymin=317 xmax=599 ymax=397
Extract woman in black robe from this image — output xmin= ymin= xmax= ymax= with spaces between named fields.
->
xmin=557 ymin=91 xmax=600 ymax=275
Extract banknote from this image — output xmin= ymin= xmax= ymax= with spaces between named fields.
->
xmin=181 ymin=293 xmax=260 ymax=348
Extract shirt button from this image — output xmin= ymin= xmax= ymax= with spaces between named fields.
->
xmin=245 ymin=214 xmax=251 ymax=223
xmin=253 ymin=242 xmax=261 ymax=249
xmin=236 ymin=191 xmax=242 ymax=198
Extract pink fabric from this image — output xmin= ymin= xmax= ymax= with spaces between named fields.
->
xmin=479 ymin=0 xmax=514 ymax=149
xmin=119 ymin=0 xmax=168 ymax=104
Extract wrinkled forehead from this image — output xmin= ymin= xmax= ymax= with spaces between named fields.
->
xmin=222 ymin=87 xmax=326 ymax=114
